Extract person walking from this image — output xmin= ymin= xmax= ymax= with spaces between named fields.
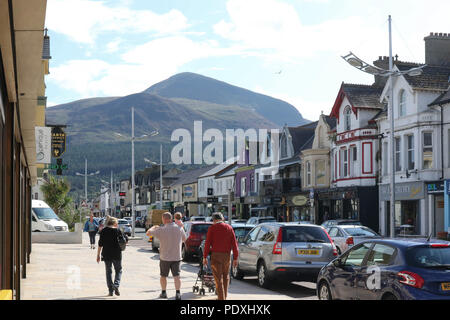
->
xmin=203 ymin=212 xmax=238 ymax=300
xmin=84 ymin=214 xmax=99 ymax=249
xmin=146 ymin=212 xmax=186 ymax=300
xmin=96 ymin=217 xmax=127 ymax=296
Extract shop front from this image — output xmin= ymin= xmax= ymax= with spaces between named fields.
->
xmin=379 ymin=182 xmax=425 ymax=237
xmin=426 ymin=181 xmax=446 ymax=238
xmin=287 ymin=194 xmax=312 ymax=222
xmin=317 ymin=186 xmax=379 ymax=232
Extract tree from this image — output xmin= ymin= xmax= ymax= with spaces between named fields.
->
xmin=41 ymin=174 xmax=72 ymax=215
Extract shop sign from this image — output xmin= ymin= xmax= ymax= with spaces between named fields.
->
xmin=427 ymin=181 xmax=444 ymax=194
xmin=290 ymin=195 xmax=308 ymax=206
xmin=35 ymin=126 xmax=52 ymax=164
xmin=183 ymin=186 xmax=194 ymax=198
xmin=207 ymin=197 xmax=218 ymax=203
xmin=379 ymin=182 xmax=425 ymax=201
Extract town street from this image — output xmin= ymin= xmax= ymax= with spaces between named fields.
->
xmin=21 ymin=230 xmax=317 ymax=300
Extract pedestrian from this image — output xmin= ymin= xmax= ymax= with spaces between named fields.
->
xmin=174 ymin=212 xmax=183 ymax=227
xmin=203 ymin=212 xmax=238 ymax=300
xmin=84 ymin=214 xmax=99 ymax=249
xmin=96 ymin=217 xmax=128 ymax=296
xmin=146 ymin=212 xmax=186 ymax=300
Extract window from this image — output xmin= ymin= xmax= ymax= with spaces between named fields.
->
xmin=245 ymin=227 xmax=261 ymax=243
xmin=342 ymin=243 xmax=372 ymax=267
xmin=257 ymin=226 xmax=275 ymax=242
xmin=315 ymin=160 xmax=326 ymax=186
xmin=407 ymin=135 xmax=414 ymax=170
xmin=350 ymin=146 xmax=357 ymax=177
xmin=306 ymin=161 xmax=311 ymax=186
xmin=395 ymin=137 xmax=401 ymax=172
xmin=423 ymin=132 xmax=433 ymax=169
xmin=328 ymin=227 xmax=339 ymax=237
xmin=398 ymin=90 xmax=406 ymax=117
xmin=342 ymin=148 xmax=348 ymax=177
xmin=366 ymin=244 xmax=396 ymax=266
xmin=344 ymin=106 xmax=352 ymax=131
xmin=383 ymin=142 xmax=388 ymax=175
xmin=240 ymin=177 xmax=247 ymax=197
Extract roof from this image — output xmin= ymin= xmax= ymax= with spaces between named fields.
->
xmin=323 ymin=115 xmax=337 ymax=130
xmin=330 ymin=83 xmax=384 ymax=120
xmin=287 ymin=121 xmax=318 ymax=154
xmin=199 ymin=158 xmax=237 ymax=178
xmin=398 ymin=64 xmax=450 ymax=91
xmin=169 ymin=165 xmax=216 ymax=187
xmin=429 ymin=87 xmax=450 ymax=106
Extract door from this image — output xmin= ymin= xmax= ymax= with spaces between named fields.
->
xmin=329 ymin=227 xmax=346 ymax=254
xmin=239 ymin=226 xmax=261 ymax=271
xmin=331 ymin=243 xmax=372 ymax=300
xmin=355 ymin=243 xmax=397 ymax=300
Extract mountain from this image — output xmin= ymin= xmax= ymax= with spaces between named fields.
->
xmin=46 ymin=72 xmax=308 ymax=199
xmin=145 ymin=72 xmax=306 ymax=127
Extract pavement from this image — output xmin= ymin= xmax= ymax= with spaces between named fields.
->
xmin=21 ymin=231 xmax=297 ymax=300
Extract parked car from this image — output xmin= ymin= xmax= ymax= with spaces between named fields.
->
xmin=321 ymin=219 xmax=362 ymax=229
xmin=317 ymin=238 xmax=450 ymax=300
xmin=327 ymin=225 xmax=382 ymax=255
xmin=118 ymin=219 xmax=131 ymax=236
xmin=189 ymin=216 xmax=206 ymax=222
xmin=198 ymin=223 xmax=256 ymax=265
xmin=246 ymin=216 xmax=277 ymax=225
xmin=232 ymin=219 xmax=248 ymax=224
xmin=151 ymin=221 xmax=213 ymax=261
xmin=232 ymin=222 xmax=338 ymax=287
xmin=31 ymin=200 xmax=69 ymax=232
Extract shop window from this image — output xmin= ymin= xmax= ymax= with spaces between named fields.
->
xmin=306 ymin=161 xmax=311 ymax=186
xmin=394 ymin=200 xmax=419 ymax=236
xmin=423 ymin=132 xmax=433 ymax=169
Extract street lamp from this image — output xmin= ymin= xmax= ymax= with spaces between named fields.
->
xmin=75 ymin=158 xmax=100 ymax=222
xmin=341 ymin=15 xmax=426 ymax=238
xmin=114 ymin=106 xmax=159 ymax=238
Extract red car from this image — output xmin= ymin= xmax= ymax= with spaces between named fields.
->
xmin=182 ymin=221 xmax=212 ymax=261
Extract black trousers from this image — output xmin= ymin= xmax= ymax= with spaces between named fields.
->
xmin=88 ymin=231 xmax=96 ymax=245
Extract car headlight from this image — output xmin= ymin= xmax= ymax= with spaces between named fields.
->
xmin=45 ymin=224 xmax=54 ymax=231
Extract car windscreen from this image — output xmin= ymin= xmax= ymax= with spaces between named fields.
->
xmin=345 ymin=227 xmax=378 ymax=237
xmin=191 ymin=224 xmax=211 ymax=234
xmin=32 ymin=207 xmax=60 ymax=220
xmin=282 ymin=226 xmax=329 ymax=243
xmin=338 ymin=221 xmax=362 ymax=225
xmin=405 ymin=246 xmax=450 ymax=269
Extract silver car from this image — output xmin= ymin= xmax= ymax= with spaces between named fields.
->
xmin=118 ymin=219 xmax=131 ymax=236
xmin=327 ymin=225 xmax=382 ymax=255
xmin=232 ymin=222 xmax=338 ymax=288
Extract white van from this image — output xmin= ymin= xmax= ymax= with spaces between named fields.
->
xmin=32 ymin=200 xmax=69 ymax=232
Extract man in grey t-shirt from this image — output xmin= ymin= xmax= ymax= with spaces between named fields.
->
xmin=147 ymin=212 xmax=186 ymax=300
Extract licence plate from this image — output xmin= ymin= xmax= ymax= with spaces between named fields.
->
xmin=442 ymin=283 xmax=450 ymax=291
xmin=297 ymin=249 xmax=319 ymax=255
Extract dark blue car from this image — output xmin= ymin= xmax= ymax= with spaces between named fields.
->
xmin=316 ymin=238 xmax=450 ymax=300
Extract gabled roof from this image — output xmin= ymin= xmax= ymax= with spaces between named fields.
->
xmin=199 ymin=158 xmax=237 ymax=178
xmin=330 ymin=83 xmax=384 ymax=120
xmin=169 ymin=165 xmax=216 ymax=187
xmin=287 ymin=121 xmax=318 ymax=155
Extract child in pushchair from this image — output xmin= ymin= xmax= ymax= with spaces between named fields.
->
xmin=193 ymin=254 xmax=215 ymax=295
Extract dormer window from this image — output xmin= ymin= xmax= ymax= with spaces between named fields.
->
xmin=344 ymin=106 xmax=352 ymax=131
xmin=398 ymin=90 xmax=406 ymax=117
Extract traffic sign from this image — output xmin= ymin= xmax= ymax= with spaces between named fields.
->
xmin=51 ymin=127 xmax=66 ymax=158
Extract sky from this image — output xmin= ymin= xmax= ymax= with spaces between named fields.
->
xmin=45 ymin=0 xmax=450 ymax=122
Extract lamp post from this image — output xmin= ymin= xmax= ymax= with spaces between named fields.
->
xmin=115 ymin=107 xmax=159 ymax=238
xmin=75 ymin=158 xmax=100 ymax=222
xmin=341 ymin=15 xmax=425 ymax=237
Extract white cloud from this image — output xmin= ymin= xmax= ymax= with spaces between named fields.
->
xmin=46 ymin=0 xmax=189 ymax=44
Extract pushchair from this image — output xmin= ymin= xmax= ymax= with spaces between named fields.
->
xmin=193 ymin=255 xmax=216 ymax=296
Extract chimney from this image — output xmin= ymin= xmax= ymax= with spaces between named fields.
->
xmin=424 ymin=32 xmax=450 ymax=66
xmin=372 ymin=56 xmax=390 ymax=87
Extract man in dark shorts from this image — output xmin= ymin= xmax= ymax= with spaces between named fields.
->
xmin=147 ymin=212 xmax=186 ymax=300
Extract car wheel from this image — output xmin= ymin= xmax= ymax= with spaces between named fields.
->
xmin=231 ymin=262 xmax=244 ymax=280
xmin=382 ymin=293 xmax=397 ymax=300
xmin=257 ymin=261 xmax=271 ymax=288
xmin=318 ymin=281 xmax=332 ymax=300
xmin=336 ymin=247 xmax=342 ymax=255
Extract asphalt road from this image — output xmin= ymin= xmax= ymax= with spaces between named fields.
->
xmin=129 ymin=227 xmax=318 ymax=300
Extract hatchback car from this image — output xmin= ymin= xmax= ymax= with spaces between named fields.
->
xmin=327 ymin=225 xmax=382 ymax=255
xmin=232 ymin=222 xmax=338 ymax=287
xmin=246 ymin=216 xmax=277 ymax=225
xmin=198 ymin=223 xmax=256 ymax=265
xmin=118 ymin=219 xmax=131 ymax=236
xmin=321 ymin=219 xmax=362 ymax=229
xmin=316 ymin=238 xmax=450 ymax=300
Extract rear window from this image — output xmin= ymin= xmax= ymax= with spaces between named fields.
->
xmin=338 ymin=221 xmax=361 ymax=225
xmin=282 ymin=226 xmax=330 ymax=243
xmin=405 ymin=246 xmax=450 ymax=269
xmin=191 ymin=224 xmax=211 ymax=234
xmin=345 ymin=227 xmax=378 ymax=237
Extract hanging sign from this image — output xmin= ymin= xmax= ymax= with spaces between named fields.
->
xmin=35 ymin=126 xmax=52 ymax=164
xmin=51 ymin=127 xmax=66 ymax=158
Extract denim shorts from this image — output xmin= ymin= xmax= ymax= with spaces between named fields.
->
xmin=160 ymin=260 xmax=181 ymax=277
